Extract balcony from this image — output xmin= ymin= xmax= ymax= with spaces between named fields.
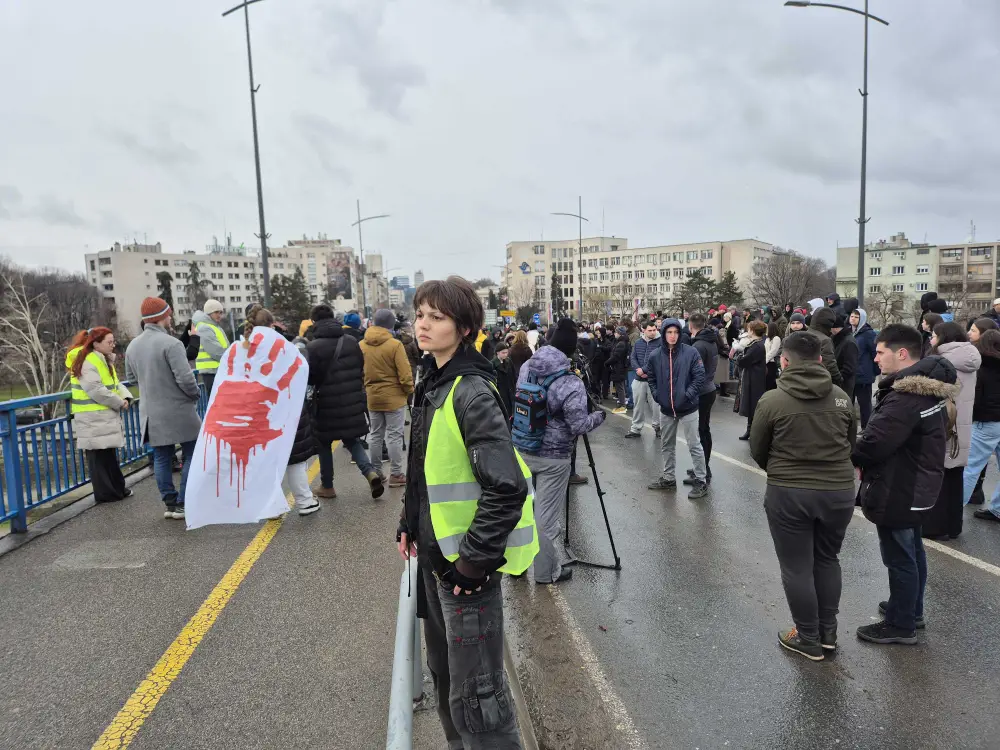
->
xmin=939 ymin=254 xmax=964 ymax=264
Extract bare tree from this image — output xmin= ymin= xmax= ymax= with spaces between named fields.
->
xmin=864 ymin=287 xmax=908 ymax=328
xmin=0 ymin=274 xmax=69 ymax=404
xmin=508 ymin=277 xmax=537 ymax=309
xmin=749 ymin=252 xmax=834 ymax=309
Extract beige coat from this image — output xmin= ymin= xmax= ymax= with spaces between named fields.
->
xmin=359 ymin=326 xmax=414 ymax=412
xmin=74 ymin=356 xmax=132 ymax=451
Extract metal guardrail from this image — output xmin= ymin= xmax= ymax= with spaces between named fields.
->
xmin=0 ymin=377 xmax=208 ymax=533
xmin=386 ymin=561 xmax=424 ymax=749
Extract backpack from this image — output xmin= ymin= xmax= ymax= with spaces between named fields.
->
xmin=511 ymin=369 xmax=570 ymax=453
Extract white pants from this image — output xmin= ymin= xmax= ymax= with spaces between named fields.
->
xmin=369 ymin=407 xmax=406 ymax=476
xmin=285 ymin=462 xmax=314 ymax=509
xmin=630 ymin=379 xmax=660 ymax=434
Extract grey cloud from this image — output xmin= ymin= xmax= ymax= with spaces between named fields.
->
xmin=30 ymin=195 xmax=87 ymax=228
xmin=316 ymin=3 xmax=425 ymax=119
xmin=109 ymin=125 xmax=200 ymax=167
xmin=0 ymin=186 xmax=24 ymax=219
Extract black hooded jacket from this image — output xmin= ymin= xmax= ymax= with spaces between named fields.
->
xmin=403 ymin=345 xmax=530 ymax=577
xmin=306 ymin=318 xmax=368 ymax=442
xmin=852 ymin=356 xmax=960 ymax=528
xmin=806 ymin=308 xmax=844 ymax=388
xmin=690 ymin=327 xmax=720 ymax=396
xmin=832 ymin=326 xmax=859 ymax=397
xmin=827 ymin=293 xmax=846 ymax=318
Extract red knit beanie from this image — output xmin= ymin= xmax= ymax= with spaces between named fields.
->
xmin=140 ymin=297 xmax=172 ymax=323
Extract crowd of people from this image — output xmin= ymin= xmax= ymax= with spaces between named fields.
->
xmin=63 ymin=279 xmax=1000 ymax=745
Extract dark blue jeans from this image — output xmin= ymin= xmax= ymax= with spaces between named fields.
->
xmin=152 ymin=441 xmax=196 ymax=507
xmin=317 ymin=438 xmax=375 ymax=489
xmin=877 ymin=525 xmax=927 ymax=632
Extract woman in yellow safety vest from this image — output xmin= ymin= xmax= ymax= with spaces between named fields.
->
xmin=70 ymin=327 xmax=135 ymax=503
xmin=397 ymin=276 xmax=536 ymax=748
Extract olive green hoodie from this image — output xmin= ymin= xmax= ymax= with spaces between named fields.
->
xmin=749 ymin=360 xmax=856 ymax=490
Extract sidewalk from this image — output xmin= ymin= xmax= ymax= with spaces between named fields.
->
xmin=0 ymin=446 xmax=445 ymax=749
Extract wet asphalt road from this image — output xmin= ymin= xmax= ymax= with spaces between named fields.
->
xmin=504 ymin=398 xmax=1000 ymax=750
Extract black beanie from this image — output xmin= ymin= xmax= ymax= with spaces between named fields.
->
xmin=928 ymin=299 xmax=948 ymax=314
xmin=920 ymin=291 xmax=938 ymax=312
xmin=789 ymin=312 xmax=806 ymax=324
xmin=551 ymin=318 xmax=578 ymax=357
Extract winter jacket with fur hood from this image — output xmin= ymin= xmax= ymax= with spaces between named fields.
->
xmin=852 ymin=355 xmax=960 ymax=528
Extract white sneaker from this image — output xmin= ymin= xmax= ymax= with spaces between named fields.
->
xmin=297 ymin=501 xmax=321 ymax=516
xmin=164 ymin=507 xmax=185 ymax=520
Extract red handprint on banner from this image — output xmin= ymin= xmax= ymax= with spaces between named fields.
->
xmin=202 ymin=332 xmax=303 ymax=503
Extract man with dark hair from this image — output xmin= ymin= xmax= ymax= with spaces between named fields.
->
xmin=807 ymin=308 xmax=845 ymax=388
xmin=750 ymin=332 xmax=857 ymax=661
xmin=852 ymin=324 xmax=958 ymax=646
xmin=685 ymin=313 xmax=719 ymax=485
xmin=647 ymin=319 xmax=708 ymax=499
xmin=625 ymin=320 xmax=662 ymax=438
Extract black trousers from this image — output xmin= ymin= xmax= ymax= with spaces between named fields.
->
xmin=87 ymin=448 xmax=126 ymax=503
xmin=613 ymin=379 xmax=627 ymax=407
xmin=765 ymin=485 xmax=856 ymax=642
xmin=698 ymin=390 xmax=716 ymax=475
xmin=853 ymin=382 xmax=873 ymax=429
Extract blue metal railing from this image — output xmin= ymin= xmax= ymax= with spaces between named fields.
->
xmin=0 ymin=378 xmax=208 ymax=533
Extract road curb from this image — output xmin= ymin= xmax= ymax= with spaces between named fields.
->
xmin=504 ymin=633 xmax=540 ymax=750
xmin=0 ymin=465 xmax=155 ymax=560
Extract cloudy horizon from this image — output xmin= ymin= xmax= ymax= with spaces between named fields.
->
xmin=1 ymin=0 xmax=997 ymax=283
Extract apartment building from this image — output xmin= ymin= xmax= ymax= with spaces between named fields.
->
xmin=836 ymin=232 xmax=938 ymax=307
xmin=936 ymin=240 xmax=1000 ymax=316
xmin=84 ymin=236 xmax=368 ymax=336
xmin=502 ymin=236 xmax=774 ymax=321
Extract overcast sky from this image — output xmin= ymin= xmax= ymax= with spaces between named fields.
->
xmin=1 ymin=0 xmax=997 ymax=283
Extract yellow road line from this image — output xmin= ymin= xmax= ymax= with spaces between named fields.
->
xmin=92 ymin=456 xmax=323 ymax=749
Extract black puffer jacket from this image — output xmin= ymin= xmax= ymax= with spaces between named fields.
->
xmin=973 ymin=351 xmax=1000 ymax=422
xmin=691 ymin=327 xmax=720 ymax=396
xmin=608 ymin=337 xmax=630 ymax=381
xmin=287 ymin=398 xmax=317 ymax=465
xmin=306 ymin=318 xmax=368 ymax=442
xmin=402 ymin=345 xmax=530 ymax=577
xmin=852 ymin=356 xmax=960 ymax=528
xmin=832 ymin=327 xmax=859 ymax=398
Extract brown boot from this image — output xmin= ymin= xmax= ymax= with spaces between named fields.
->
xmin=315 ymin=487 xmax=337 ymax=499
xmin=389 ymin=474 xmax=407 ymax=488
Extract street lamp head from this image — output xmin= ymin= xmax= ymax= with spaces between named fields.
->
xmin=784 ymin=1 xmax=811 ymax=6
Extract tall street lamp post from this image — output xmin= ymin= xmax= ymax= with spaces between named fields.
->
xmin=784 ymin=0 xmax=889 ymax=309
xmin=223 ymin=0 xmax=272 ymax=307
xmin=351 ymin=199 xmax=390 ymax=318
xmin=551 ymin=196 xmax=588 ymax=321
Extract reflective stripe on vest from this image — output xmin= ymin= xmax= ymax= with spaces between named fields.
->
xmin=66 ymin=346 xmax=84 ymax=390
xmin=71 ymin=352 xmax=120 ymax=414
xmin=196 ymin=322 xmax=228 ymax=371
xmin=425 ymin=375 xmax=539 ymax=575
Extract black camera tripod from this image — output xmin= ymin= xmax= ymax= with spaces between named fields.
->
xmin=562 ymin=432 xmax=621 ymax=571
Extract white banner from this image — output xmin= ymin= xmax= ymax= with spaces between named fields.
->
xmin=185 ymin=327 xmax=309 ymax=530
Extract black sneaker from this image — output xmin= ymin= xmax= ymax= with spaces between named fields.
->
xmin=778 ymin=628 xmax=824 ymax=661
xmin=624 ymin=431 xmax=641 ymax=439
xmin=648 ymin=478 xmax=677 ymax=490
xmin=687 ymin=481 xmax=708 ymax=499
xmin=856 ymin=621 xmax=917 ymax=645
xmin=878 ymin=601 xmax=925 ymax=629
xmin=683 ymin=470 xmax=711 ymax=486
xmin=820 ymin=628 xmax=837 ymax=651
xmin=973 ymin=509 xmax=1000 ymax=522
xmin=653 ymin=427 xmax=661 ymax=438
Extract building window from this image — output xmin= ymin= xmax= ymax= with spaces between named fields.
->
xmin=869 ymin=252 xmax=882 ymax=260
xmin=611 ymin=257 xmax=621 ymax=266
xmin=916 ymin=282 xmax=929 ymax=292
xmin=624 ymin=271 xmax=633 ymax=280
xmin=917 ymin=248 xmax=929 ymax=255
xmin=893 ymin=251 xmax=906 ymax=259
xmin=647 ymin=254 xmax=656 ymax=264
xmin=673 ymin=268 xmax=684 ymax=278
xmin=535 ymin=276 xmax=545 ymax=287
xmin=869 ymin=284 xmax=881 ymax=293
xmin=892 ymin=266 xmax=905 ymax=275
xmin=587 ymin=259 xmax=597 ymax=268
xmin=534 ymin=261 xmax=545 ymax=272
xmin=635 ymin=270 xmax=645 ymax=279
xmin=599 ymin=258 xmax=608 ymax=267
xmin=685 ymin=268 xmax=698 ymax=277
xmin=701 ymin=250 xmax=713 ymax=260
xmin=633 ymin=255 xmax=643 ymax=265
xmin=916 ymin=265 xmax=929 ymax=274
xmin=970 ymin=246 xmax=993 ymax=257
xmin=673 ymin=252 xmax=684 ymax=263
xmin=660 ymin=253 xmax=669 ymax=263
xmin=589 ymin=273 xmax=598 ymax=282
xmin=701 ymin=266 xmax=713 ymax=276
xmin=611 ymin=272 xmax=621 ymax=281
xmin=686 ymin=251 xmax=699 ymax=261
xmin=892 ymin=284 xmax=904 ymax=292
xmin=869 ymin=267 xmax=881 ymax=276
xmin=533 ymin=245 xmax=545 ymax=255
xmin=941 ymin=248 xmax=964 ymax=258
xmin=659 ymin=269 xmax=670 ymax=278
xmin=610 ymin=245 xmax=619 ymax=252
xmin=624 ymin=256 xmax=632 ymax=266
xmin=599 ymin=272 xmax=609 ymax=281
xmin=89 ymin=260 xmax=96 ymax=271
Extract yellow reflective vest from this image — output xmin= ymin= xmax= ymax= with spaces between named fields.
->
xmin=425 ymin=375 xmax=538 ymax=575
xmin=196 ymin=321 xmax=229 ymax=372
xmin=71 ymin=352 xmax=120 ymax=414
xmin=66 ymin=346 xmax=84 ymax=392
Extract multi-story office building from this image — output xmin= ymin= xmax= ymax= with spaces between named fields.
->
xmin=85 ymin=235 xmax=373 ymax=335
xmin=414 ymin=270 xmax=425 ymax=287
xmin=390 ymin=275 xmax=411 ymax=290
xmin=502 ymin=236 xmax=774 ymax=321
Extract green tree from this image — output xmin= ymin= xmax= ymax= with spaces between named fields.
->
xmin=550 ymin=270 xmax=563 ymax=319
xmin=473 ymin=278 xmax=497 ymax=289
xmin=672 ymin=270 xmax=718 ymax=315
xmin=271 ymin=267 xmax=312 ymax=327
xmin=715 ymin=271 xmax=745 ymax=309
xmin=516 ymin=304 xmax=540 ymax=325
xmin=186 ymin=261 xmax=212 ymax=313
xmin=487 ymin=289 xmax=498 ymax=310
xmin=156 ymin=271 xmax=174 ymax=310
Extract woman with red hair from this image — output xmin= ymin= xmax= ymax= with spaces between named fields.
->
xmin=71 ymin=327 xmax=134 ymax=503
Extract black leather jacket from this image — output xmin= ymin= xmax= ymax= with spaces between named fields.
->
xmin=402 ymin=345 xmax=529 ymax=577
